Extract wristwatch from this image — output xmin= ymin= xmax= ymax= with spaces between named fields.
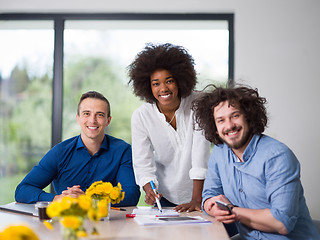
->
xmin=228 ymin=203 xmax=238 ymax=210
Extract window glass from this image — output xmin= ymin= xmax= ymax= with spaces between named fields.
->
xmin=0 ymin=21 xmax=54 ymax=204
xmin=63 ymin=20 xmax=229 ymax=143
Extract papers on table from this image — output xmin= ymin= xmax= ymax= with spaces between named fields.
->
xmin=134 ymin=215 xmax=212 ymax=226
xmin=132 ymin=207 xmax=179 ymax=217
xmin=131 ymin=207 xmax=211 ymax=226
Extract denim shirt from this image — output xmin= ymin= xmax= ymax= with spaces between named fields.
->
xmin=202 ymin=134 xmax=319 ymax=239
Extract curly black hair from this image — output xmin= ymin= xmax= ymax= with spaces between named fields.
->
xmin=127 ymin=43 xmax=197 ymax=103
xmin=192 ymin=85 xmax=268 ymax=144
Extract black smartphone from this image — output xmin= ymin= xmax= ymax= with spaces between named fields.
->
xmin=215 ymin=200 xmax=232 ymax=215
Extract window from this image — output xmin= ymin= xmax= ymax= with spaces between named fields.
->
xmin=0 ymin=20 xmax=54 ymax=204
xmin=0 ymin=13 xmax=234 ymax=204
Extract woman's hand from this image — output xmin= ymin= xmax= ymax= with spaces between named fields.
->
xmin=174 ymin=199 xmax=202 ymax=212
xmin=143 ymin=182 xmax=162 ymax=205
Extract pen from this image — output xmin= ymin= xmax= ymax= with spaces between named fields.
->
xmin=150 ymin=180 xmax=162 ymax=212
xmin=111 ymin=207 xmax=126 ymax=211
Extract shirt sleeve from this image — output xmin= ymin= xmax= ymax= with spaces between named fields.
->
xmin=201 ymin=148 xmax=224 ymax=209
xmin=131 ymin=109 xmax=159 ymax=188
xmin=114 ymin=145 xmax=141 ymax=207
xmin=15 ymin=146 xmax=59 ymax=203
xmin=189 ymin=117 xmax=210 ymax=180
xmin=266 ymin=147 xmax=301 ymax=233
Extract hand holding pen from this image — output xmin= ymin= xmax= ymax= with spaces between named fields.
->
xmin=150 ymin=181 xmax=162 ymax=212
xmin=143 ymin=181 xmax=163 ymax=209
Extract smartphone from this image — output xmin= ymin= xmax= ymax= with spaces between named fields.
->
xmin=215 ymin=200 xmax=232 ymax=215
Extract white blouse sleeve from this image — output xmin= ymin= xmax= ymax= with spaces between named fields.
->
xmin=189 ymin=104 xmax=211 ymax=180
xmin=131 ymin=109 xmax=159 ymax=188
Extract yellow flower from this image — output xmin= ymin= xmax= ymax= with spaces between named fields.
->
xmin=43 ymin=221 xmax=53 ymax=230
xmin=46 ymin=201 xmax=61 ymax=218
xmin=110 ymin=188 xmax=120 ymax=200
xmin=0 ymin=225 xmax=39 ymax=240
xmin=60 ymin=216 xmax=82 ymax=229
xmin=121 ymin=191 xmax=125 ymax=201
xmin=88 ymin=208 xmax=99 ymax=222
xmin=78 ymin=195 xmax=92 ymax=211
xmin=59 ymin=196 xmax=73 ymax=211
xmin=95 ymin=184 xmax=105 ymax=195
xmin=103 ymin=182 xmax=113 ymax=194
xmin=76 ymin=230 xmax=87 ymax=237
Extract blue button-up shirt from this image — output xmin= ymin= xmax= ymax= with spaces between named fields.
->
xmin=202 ymin=134 xmax=319 ymax=239
xmin=15 ymin=134 xmax=140 ymax=206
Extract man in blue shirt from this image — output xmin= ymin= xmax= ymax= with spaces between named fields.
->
xmin=15 ymin=91 xmax=140 ymax=206
xmin=192 ymin=85 xmax=319 ymax=239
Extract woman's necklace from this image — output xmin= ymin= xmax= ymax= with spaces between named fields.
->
xmin=158 ymin=104 xmax=176 ymax=124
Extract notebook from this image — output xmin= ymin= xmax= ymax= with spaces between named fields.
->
xmin=0 ymin=202 xmax=38 ymax=217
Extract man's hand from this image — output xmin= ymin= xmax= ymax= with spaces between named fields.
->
xmin=53 ymin=185 xmax=84 ymax=201
xmin=203 ymin=195 xmax=237 ymax=224
xmin=143 ymin=182 xmax=162 ymax=205
xmin=174 ymin=199 xmax=202 ymax=212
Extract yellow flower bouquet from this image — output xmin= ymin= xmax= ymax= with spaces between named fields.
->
xmin=0 ymin=225 xmax=39 ymax=240
xmin=45 ymin=195 xmax=100 ymax=240
xmin=85 ymin=181 xmax=125 ymax=221
xmin=44 ymin=181 xmax=125 ymax=240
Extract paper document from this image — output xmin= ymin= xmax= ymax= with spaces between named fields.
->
xmin=134 ymin=215 xmax=212 ymax=226
xmin=132 ymin=207 xmax=179 ymax=217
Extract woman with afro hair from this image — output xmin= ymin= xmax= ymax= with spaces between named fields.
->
xmin=127 ymin=43 xmax=210 ymax=212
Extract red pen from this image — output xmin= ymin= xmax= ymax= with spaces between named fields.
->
xmin=126 ymin=214 xmax=136 ymax=218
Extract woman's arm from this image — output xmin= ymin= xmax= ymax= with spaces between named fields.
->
xmin=174 ymin=179 xmax=204 ymax=212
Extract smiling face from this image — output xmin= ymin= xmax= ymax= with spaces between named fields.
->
xmin=150 ymin=69 xmax=180 ymax=109
xmin=76 ymin=98 xmax=111 ymax=144
xmin=213 ymin=101 xmax=252 ymax=154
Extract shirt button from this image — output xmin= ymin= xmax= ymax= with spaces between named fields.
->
xmin=239 ymin=188 xmax=243 ymax=192
xmin=88 ymin=171 xmax=91 ymax=174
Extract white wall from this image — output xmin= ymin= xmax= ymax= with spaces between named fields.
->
xmin=1 ymin=0 xmax=320 ymax=219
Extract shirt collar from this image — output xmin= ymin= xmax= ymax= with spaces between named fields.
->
xmin=242 ymin=134 xmax=262 ymax=162
xmin=75 ymin=134 xmax=109 ymax=152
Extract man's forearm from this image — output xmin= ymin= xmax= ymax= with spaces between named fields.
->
xmin=233 ymin=207 xmax=288 ymax=235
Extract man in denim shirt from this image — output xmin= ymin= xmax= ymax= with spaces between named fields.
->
xmin=192 ymin=85 xmax=319 ymax=239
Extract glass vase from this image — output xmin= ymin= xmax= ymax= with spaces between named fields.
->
xmin=101 ymin=202 xmax=111 ymax=221
xmin=61 ymin=226 xmax=78 ymax=240
xmin=92 ymin=199 xmax=111 ymax=221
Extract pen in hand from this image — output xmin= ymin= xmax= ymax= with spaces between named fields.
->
xmin=150 ymin=180 xmax=162 ymax=213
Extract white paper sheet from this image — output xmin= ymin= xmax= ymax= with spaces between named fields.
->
xmin=132 ymin=207 xmax=179 ymax=217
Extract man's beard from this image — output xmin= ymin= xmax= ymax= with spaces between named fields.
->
xmin=222 ymin=126 xmax=252 ymax=150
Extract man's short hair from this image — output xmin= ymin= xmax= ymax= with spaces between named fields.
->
xmin=192 ymin=85 xmax=268 ymax=144
xmin=77 ymin=91 xmax=110 ymax=117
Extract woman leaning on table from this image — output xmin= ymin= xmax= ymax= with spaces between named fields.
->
xmin=127 ymin=43 xmax=210 ymax=212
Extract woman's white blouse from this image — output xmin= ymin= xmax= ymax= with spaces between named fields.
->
xmin=131 ymin=92 xmax=210 ymax=205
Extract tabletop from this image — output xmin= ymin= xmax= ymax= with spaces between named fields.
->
xmin=0 ymin=206 xmax=230 ymax=240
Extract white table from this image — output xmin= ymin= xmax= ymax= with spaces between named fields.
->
xmin=0 ymin=206 xmax=229 ymax=239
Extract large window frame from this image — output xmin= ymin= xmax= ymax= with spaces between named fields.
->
xmin=0 ymin=13 xmax=234 ymax=149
